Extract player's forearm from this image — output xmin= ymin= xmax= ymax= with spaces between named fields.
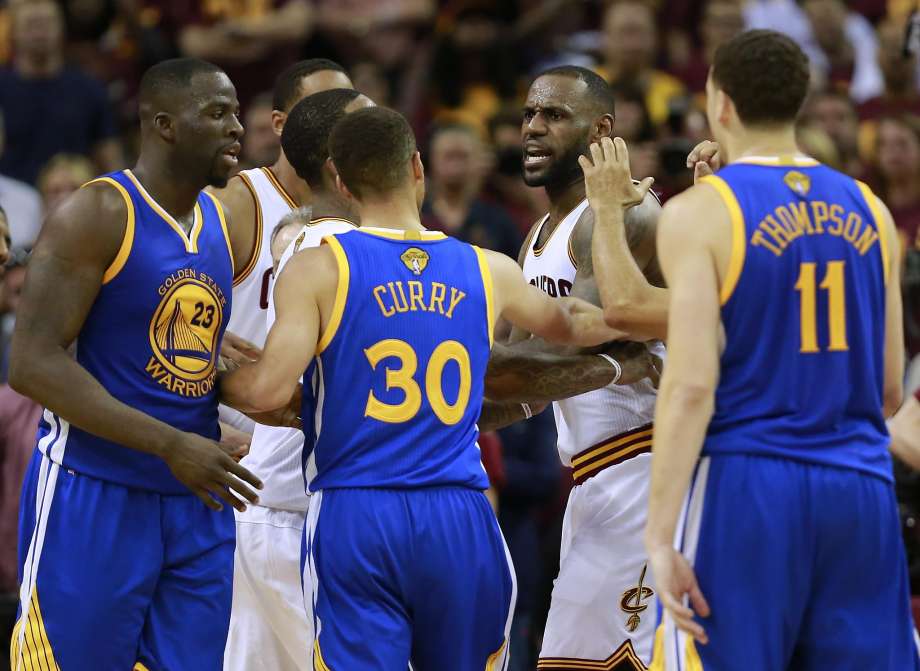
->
xmin=889 ymin=396 xmax=920 ymax=470
xmin=592 ymin=204 xmax=669 ymax=338
xmin=485 ymin=344 xmax=618 ymax=403
xmin=219 ymin=362 xmax=293 ymax=414
xmin=478 ymin=400 xmax=531 ymax=432
xmin=567 ymin=301 xmax=627 ymax=347
xmin=8 ymin=346 xmax=183 ymax=459
xmin=645 ymin=378 xmax=714 ymax=549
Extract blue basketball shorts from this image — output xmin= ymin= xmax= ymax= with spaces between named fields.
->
xmin=11 ymin=448 xmax=235 ymax=671
xmin=650 ymin=454 xmax=920 ymax=671
xmin=304 ymin=486 xmax=517 ymax=670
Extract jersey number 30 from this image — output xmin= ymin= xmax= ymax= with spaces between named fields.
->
xmin=364 ymin=339 xmax=472 ymax=425
xmin=794 ymin=260 xmax=848 ymax=353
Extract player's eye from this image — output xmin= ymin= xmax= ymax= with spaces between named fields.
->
xmin=523 ymin=110 xmax=534 ymax=122
xmin=549 ymin=111 xmax=562 ymax=121
xmin=212 ymin=110 xmax=224 ymax=119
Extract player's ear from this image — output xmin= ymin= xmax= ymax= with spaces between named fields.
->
xmin=323 ymin=157 xmax=339 ymax=188
xmin=153 ymin=112 xmax=176 ymax=143
xmin=717 ymin=90 xmax=733 ymax=128
xmin=272 ymin=110 xmax=286 ymax=138
xmin=411 ymin=151 xmax=424 ymax=181
xmin=593 ymin=113 xmax=615 ymax=142
xmin=333 ymin=167 xmax=355 ymax=202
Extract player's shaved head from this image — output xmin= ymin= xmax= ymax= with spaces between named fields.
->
xmin=537 ymin=66 xmax=616 ymax=117
xmin=329 ymin=107 xmax=417 ymax=200
xmin=273 ymin=59 xmax=351 ymax=113
xmin=138 ymin=58 xmax=226 ymax=117
xmin=281 ymin=89 xmax=374 ymax=188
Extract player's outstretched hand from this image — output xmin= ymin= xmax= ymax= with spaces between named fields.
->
xmin=647 ymin=544 xmax=711 ymax=644
xmin=164 ymin=431 xmax=263 ymax=512
xmin=220 ymin=331 xmax=262 ymax=372
xmin=686 ymin=140 xmax=722 ymax=183
xmin=243 ymin=382 xmax=303 ymax=430
xmin=602 ymin=341 xmax=663 ymax=387
xmin=579 ymin=137 xmax=655 ymax=213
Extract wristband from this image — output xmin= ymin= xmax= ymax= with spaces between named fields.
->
xmin=520 ymin=402 xmax=533 ymax=420
xmin=597 ymin=353 xmax=622 ymax=385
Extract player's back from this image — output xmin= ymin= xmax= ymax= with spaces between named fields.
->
xmin=702 ymin=157 xmax=891 ymax=479
xmin=302 ymin=227 xmax=493 ymax=492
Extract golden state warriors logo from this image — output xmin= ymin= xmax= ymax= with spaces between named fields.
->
xmin=400 ymin=247 xmax=429 ymax=276
xmin=620 ymin=564 xmax=654 ymax=633
xmin=146 ymin=270 xmax=228 ymax=398
xmin=784 ymin=170 xmax=811 ymax=196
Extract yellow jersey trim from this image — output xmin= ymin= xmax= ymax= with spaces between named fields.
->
xmin=202 ymin=191 xmax=235 ymax=276
xmin=234 ymin=171 xmax=263 ymax=287
xmin=261 ymin=166 xmax=298 ymax=210
xmin=855 ymin=180 xmax=890 ymax=285
xmin=85 ymin=177 xmax=136 ymax=284
xmin=473 ymin=246 xmax=495 ymax=347
xmin=485 ymin=639 xmax=507 ymax=670
xmin=317 ymin=235 xmax=350 ymax=354
xmin=732 ymin=155 xmax=819 ymax=167
xmin=11 ymin=588 xmax=60 ymax=671
xmin=135 ymin=664 xmax=152 ymax=671
xmin=124 ymin=169 xmax=201 ymax=253
xmin=685 ymin=635 xmax=704 ymax=671
xmin=648 ymin=623 xmax=666 ymax=670
xmin=314 ymin=639 xmax=332 ymax=671
xmin=700 ymin=175 xmax=746 ymax=305
xmin=359 ymin=227 xmax=447 ymax=241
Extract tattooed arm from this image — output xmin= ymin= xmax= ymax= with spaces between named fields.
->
xmin=478 ymin=399 xmax=547 ymax=432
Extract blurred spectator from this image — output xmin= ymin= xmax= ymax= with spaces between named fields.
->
xmin=421 ymin=124 xmax=522 ymax=259
xmin=801 ymin=0 xmax=883 ymax=102
xmin=743 ymin=0 xmax=824 ymax=70
xmin=0 ymin=243 xmax=25 ymax=385
xmin=37 ymin=153 xmax=95 ymax=217
xmin=859 ymin=18 xmax=920 ymax=121
xmin=0 ymin=112 xmax=42 ymax=249
xmin=597 ymin=1 xmax=685 ymax=127
xmin=496 ymin=409 xmax=560 ymax=671
xmin=0 ymin=0 xmax=123 ymax=185
xmin=240 ymin=92 xmax=280 ymax=169
xmin=0 ymin=381 xmax=41 ymax=594
xmin=802 ymin=90 xmax=867 ymax=179
xmin=0 ymin=205 xmax=8 ymax=271
xmin=796 ymin=122 xmax=843 ymax=170
xmin=163 ymin=0 xmax=312 ymax=109
xmin=483 ymin=108 xmax=549 ymax=236
xmin=873 ymin=115 xmax=920 ymax=254
xmin=428 ymin=2 xmax=518 ymax=134
xmin=672 ymin=0 xmax=744 ymax=94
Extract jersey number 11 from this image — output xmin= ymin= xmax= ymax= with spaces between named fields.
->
xmin=794 ymin=260 xmax=848 ymax=353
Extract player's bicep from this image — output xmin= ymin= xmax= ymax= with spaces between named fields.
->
xmin=489 ymin=251 xmax=570 ymax=341
xmin=14 ymin=185 xmax=124 ymax=351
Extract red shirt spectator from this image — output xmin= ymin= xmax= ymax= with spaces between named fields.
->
xmin=873 ymin=116 xmax=920 ymax=252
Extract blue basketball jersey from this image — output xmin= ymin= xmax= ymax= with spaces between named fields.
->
xmin=36 ymin=169 xmax=234 ymax=494
xmin=301 ymin=228 xmax=493 ymax=492
xmin=701 ymin=157 xmax=891 ymax=481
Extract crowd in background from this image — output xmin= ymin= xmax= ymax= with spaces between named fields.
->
xmin=0 ymin=0 xmax=919 ymax=668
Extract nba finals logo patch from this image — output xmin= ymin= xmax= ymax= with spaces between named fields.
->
xmin=400 ymin=247 xmax=429 ymax=276
xmin=784 ymin=170 xmax=811 ymax=197
xmin=146 ymin=270 xmax=228 ymax=398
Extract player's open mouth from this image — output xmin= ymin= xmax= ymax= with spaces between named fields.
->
xmin=222 ymin=143 xmax=241 ymax=165
xmin=524 ymin=147 xmax=551 ymax=168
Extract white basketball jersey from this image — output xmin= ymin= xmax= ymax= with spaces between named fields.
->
xmin=242 ymin=218 xmax=357 ymax=511
xmin=221 ymin=168 xmax=296 ymax=433
xmin=522 ymin=199 xmax=663 ymax=465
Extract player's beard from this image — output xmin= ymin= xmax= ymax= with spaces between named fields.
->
xmin=523 ymin=138 xmax=590 ymax=191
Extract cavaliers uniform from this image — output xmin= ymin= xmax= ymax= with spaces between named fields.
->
xmin=302 ymin=228 xmax=515 ymax=671
xmin=11 ymin=170 xmax=235 ymax=671
xmin=220 ymin=166 xmax=296 ymax=434
xmin=224 ymin=217 xmax=356 ymax=671
xmin=523 ymin=199 xmax=664 ymax=670
xmin=651 ymin=156 xmax=920 ymax=671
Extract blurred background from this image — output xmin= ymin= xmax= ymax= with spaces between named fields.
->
xmin=1 ymin=0 xmax=920 ymax=668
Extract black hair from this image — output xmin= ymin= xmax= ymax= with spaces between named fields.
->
xmin=712 ymin=29 xmax=810 ymax=126
xmin=538 ymin=65 xmax=616 ymax=116
xmin=281 ymin=88 xmax=364 ymax=187
xmin=272 ymin=59 xmax=348 ymax=113
xmin=329 ymin=107 xmax=416 ymax=200
xmin=139 ymin=58 xmax=225 ymax=107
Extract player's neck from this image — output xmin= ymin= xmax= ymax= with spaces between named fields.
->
xmin=357 ymin=196 xmax=424 ymax=233
xmin=725 ymin=125 xmax=801 ymax=164
xmin=131 ymin=158 xmax=202 ymax=219
xmin=546 ymin=178 xmax=587 ymax=224
xmin=311 ymin=189 xmax=355 ymax=223
xmin=271 ymin=153 xmax=312 ymax=206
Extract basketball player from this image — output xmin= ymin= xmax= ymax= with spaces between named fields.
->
xmin=645 ymin=30 xmax=918 ymax=670
xmin=223 ymin=87 xmax=371 ymax=671
xmin=503 ymin=65 xmax=664 ymax=669
xmin=7 ymin=59 xmax=272 ymax=670
xmin=220 ymin=106 xmax=627 ymax=670
xmin=211 ymin=58 xmax=353 ymax=435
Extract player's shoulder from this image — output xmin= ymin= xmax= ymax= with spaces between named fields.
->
xmin=207 ymin=173 xmax=257 ymax=218
xmin=56 ymin=177 xmax=130 ymax=229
